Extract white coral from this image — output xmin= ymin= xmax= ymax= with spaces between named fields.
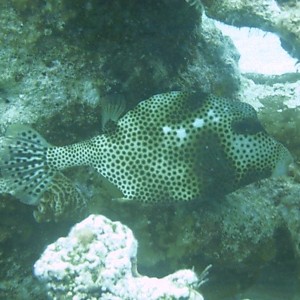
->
xmin=34 ymin=214 xmax=205 ymax=300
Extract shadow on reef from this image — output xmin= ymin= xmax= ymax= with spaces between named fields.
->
xmin=202 ymin=228 xmax=300 ymax=299
xmin=0 ymin=194 xmax=74 ymax=299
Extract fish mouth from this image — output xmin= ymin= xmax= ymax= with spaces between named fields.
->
xmin=272 ymin=144 xmax=294 ymax=177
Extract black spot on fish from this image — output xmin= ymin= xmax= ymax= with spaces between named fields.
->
xmin=232 ymin=117 xmax=264 ymax=135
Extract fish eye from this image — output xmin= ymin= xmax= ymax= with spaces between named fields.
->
xmin=231 ymin=117 xmax=264 ymax=135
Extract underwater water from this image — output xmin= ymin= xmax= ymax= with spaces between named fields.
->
xmin=0 ymin=1 xmax=300 ymax=299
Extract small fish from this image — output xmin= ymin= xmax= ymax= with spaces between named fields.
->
xmin=0 ymin=91 xmax=293 ymax=205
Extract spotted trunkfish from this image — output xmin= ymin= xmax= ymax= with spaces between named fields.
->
xmin=0 ymin=91 xmax=293 ymax=205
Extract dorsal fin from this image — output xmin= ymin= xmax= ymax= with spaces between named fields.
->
xmin=101 ymin=94 xmax=126 ymax=134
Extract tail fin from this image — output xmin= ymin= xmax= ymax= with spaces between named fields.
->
xmin=0 ymin=124 xmax=55 ymax=205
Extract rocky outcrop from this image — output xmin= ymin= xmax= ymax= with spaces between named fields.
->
xmin=202 ymin=0 xmax=300 ymax=60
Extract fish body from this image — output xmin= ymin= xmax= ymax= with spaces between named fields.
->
xmin=0 ymin=91 xmax=293 ymax=205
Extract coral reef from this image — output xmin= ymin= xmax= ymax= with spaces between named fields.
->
xmin=34 ymin=214 xmax=206 ymax=300
xmin=0 ymin=0 xmax=299 ymax=299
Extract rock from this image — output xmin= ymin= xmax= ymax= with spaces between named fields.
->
xmin=239 ymin=74 xmax=300 ymax=160
xmin=202 ymin=0 xmax=300 ymax=60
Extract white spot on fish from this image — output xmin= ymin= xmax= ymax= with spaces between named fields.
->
xmin=213 ymin=116 xmax=220 ymax=123
xmin=162 ymin=126 xmax=172 ymax=134
xmin=193 ymin=118 xmax=205 ymax=128
xmin=176 ymin=128 xmax=187 ymax=140
xmin=207 ymin=109 xmax=215 ymax=117
xmin=207 ymin=109 xmax=220 ymax=123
